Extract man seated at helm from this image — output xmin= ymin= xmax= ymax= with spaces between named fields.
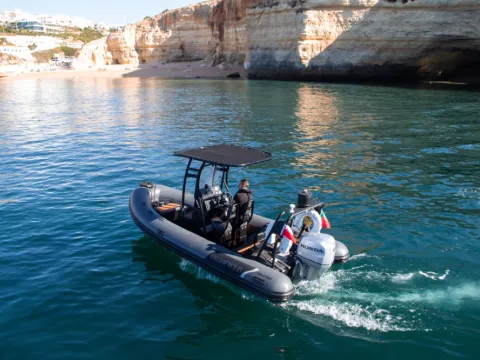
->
xmin=232 ymin=179 xmax=253 ymax=221
xmin=211 ymin=179 xmax=253 ymax=225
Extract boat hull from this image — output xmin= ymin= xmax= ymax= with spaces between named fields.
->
xmin=129 ymin=186 xmax=295 ymax=302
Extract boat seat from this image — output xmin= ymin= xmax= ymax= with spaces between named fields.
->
xmin=211 ymin=203 xmax=238 ymax=246
xmin=193 ymin=198 xmax=214 ymax=233
xmin=199 ymin=189 xmax=221 ymax=218
xmin=155 ymin=201 xmax=182 ymax=222
xmin=212 ymin=220 xmax=233 ymax=244
xmin=235 ymin=200 xmax=254 ymax=246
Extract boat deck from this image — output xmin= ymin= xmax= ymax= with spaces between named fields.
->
xmin=247 ymin=244 xmax=292 ymax=275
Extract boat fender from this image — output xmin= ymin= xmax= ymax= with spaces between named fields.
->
xmin=292 ymin=209 xmax=322 ymax=234
xmin=279 ymin=225 xmax=295 ymax=255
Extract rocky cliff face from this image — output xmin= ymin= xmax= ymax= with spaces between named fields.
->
xmin=246 ymin=0 xmax=480 ymax=80
xmin=76 ymin=37 xmax=112 ymax=67
xmin=135 ymin=2 xmax=219 ymax=65
xmin=108 ymin=26 xmax=138 ymax=65
xmin=79 ymin=0 xmax=480 ymax=81
xmin=97 ymin=0 xmax=251 ymax=66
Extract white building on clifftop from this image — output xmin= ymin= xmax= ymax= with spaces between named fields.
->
xmin=1 ymin=9 xmax=95 ymax=29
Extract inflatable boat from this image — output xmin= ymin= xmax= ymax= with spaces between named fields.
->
xmin=129 ymin=145 xmax=349 ymax=302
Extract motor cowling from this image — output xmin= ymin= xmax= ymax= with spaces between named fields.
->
xmin=292 ymin=232 xmax=336 ymax=281
xmin=334 ymin=240 xmax=350 ymax=263
xmin=297 ymin=189 xmax=312 ymax=208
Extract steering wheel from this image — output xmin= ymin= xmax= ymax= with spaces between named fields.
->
xmin=220 ymin=192 xmax=232 ymax=206
xmin=203 ymin=184 xmax=213 ymax=196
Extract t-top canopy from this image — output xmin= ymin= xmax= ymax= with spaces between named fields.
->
xmin=173 ymin=144 xmax=273 ymax=167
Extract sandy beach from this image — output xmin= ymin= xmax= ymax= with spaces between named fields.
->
xmin=0 ymin=61 xmax=246 ymax=81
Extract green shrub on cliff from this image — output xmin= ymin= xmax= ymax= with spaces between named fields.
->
xmin=0 ymin=37 xmax=14 ymax=46
xmin=0 ymin=52 xmax=24 ymax=65
xmin=32 ymin=46 xmax=79 ymax=63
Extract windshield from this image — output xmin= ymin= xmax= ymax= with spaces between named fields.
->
xmin=199 ymin=165 xmax=223 ymax=189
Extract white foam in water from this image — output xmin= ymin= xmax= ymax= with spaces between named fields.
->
xmin=178 ymin=259 xmax=221 ymax=283
xmin=394 ymin=282 xmax=480 ymax=306
xmin=419 ymin=271 xmax=438 ymax=280
xmin=391 ymin=273 xmax=415 ymax=282
xmin=349 ymin=253 xmax=380 ymax=261
xmin=290 ymin=269 xmax=418 ymax=332
xmin=295 ymin=272 xmax=339 ymax=296
xmin=177 ymin=259 xmax=259 ymax=301
xmin=288 ymin=266 xmax=473 ymax=332
xmin=178 ymin=257 xmax=469 ymax=332
xmin=287 ymin=298 xmax=414 ymax=332
xmin=349 ymin=253 xmax=368 ymax=260
xmin=419 ymin=269 xmax=450 ymax=281
xmin=458 ymin=188 xmax=480 ymax=198
xmin=457 ymin=188 xmax=480 ymax=207
xmin=438 ymin=270 xmax=450 ymax=280
xmin=391 ymin=270 xmax=450 ymax=283
xmin=322 ymin=267 xmax=450 ymax=285
xmin=319 ymin=281 xmax=480 ymax=308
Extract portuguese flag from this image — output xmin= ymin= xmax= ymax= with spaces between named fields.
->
xmin=320 ymin=210 xmax=331 ymax=229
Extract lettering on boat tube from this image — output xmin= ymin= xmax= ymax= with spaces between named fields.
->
xmin=207 ymin=252 xmax=257 ymax=277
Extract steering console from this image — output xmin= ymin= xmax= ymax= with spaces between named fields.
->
xmin=220 ymin=193 xmax=231 ymax=206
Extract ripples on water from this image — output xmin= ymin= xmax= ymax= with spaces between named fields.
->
xmin=0 ymin=78 xmax=479 ymax=359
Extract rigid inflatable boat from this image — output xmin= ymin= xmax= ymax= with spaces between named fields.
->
xmin=129 ymin=145 xmax=349 ymax=302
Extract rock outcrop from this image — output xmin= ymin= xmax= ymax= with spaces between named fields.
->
xmin=107 ymin=26 xmax=139 ymax=65
xmin=129 ymin=0 xmax=251 ymax=65
xmin=76 ymin=37 xmax=112 ymax=67
xmin=78 ymin=0 xmax=480 ymax=81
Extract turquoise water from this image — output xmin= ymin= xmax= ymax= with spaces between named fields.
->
xmin=0 ymin=78 xmax=479 ymax=359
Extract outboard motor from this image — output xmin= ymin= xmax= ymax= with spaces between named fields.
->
xmin=291 ymin=190 xmax=350 ymax=280
xmin=334 ymin=240 xmax=350 ymax=263
xmin=292 ymin=232 xmax=336 ymax=280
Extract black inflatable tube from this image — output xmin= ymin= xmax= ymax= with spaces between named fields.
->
xmin=129 ymin=187 xmax=295 ymax=302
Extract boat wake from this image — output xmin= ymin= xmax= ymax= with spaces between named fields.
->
xmin=177 ymin=258 xmax=479 ymax=333
xmin=286 ymin=266 xmax=479 ymax=333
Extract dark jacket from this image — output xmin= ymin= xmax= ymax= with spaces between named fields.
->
xmin=233 ymin=189 xmax=253 ymax=221
xmin=233 ymin=189 xmax=253 ymax=208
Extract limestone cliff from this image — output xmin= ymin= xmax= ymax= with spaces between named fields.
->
xmin=98 ymin=0 xmax=251 ymax=66
xmin=79 ymin=0 xmax=480 ymax=81
xmin=76 ymin=37 xmax=112 ymax=67
xmin=246 ymin=0 xmax=480 ymax=80
xmin=108 ymin=26 xmax=138 ymax=65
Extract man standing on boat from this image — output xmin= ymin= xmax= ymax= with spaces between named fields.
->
xmin=233 ymin=179 xmax=253 ymax=217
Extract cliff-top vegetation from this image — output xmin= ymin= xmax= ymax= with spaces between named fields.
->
xmin=31 ymin=46 xmax=79 ymax=63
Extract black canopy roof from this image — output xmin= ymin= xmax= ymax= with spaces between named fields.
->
xmin=173 ymin=144 xmax=273 ymax=167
